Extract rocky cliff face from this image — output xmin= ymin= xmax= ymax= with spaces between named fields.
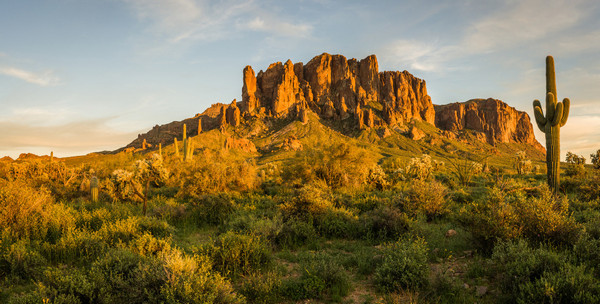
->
xmin=435 ymin=98 xmax=541 ymax=147
xmin=241 ymin=53 xmax=435 ymax=126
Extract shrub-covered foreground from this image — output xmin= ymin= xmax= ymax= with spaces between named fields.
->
xmin=1 ymin=147 xmax=600 ymax=303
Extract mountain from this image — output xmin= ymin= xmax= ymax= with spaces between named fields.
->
xmin=119 ymin=53 xmax=544 ymax=162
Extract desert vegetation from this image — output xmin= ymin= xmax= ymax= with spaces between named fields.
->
xmin=1 ymin=131 xmax=600 ymax=304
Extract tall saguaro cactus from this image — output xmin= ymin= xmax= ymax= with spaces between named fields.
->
xmin=533 ymin=56 xmax=570 ymax=192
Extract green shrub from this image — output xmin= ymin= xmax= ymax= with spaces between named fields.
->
xmin=276 ymin=218 xmax=318 ymax=249
xmin=459 ymin=186 xmax=581 ymax=252
xmin=206 ymin=231 xmax=271 ymax=277
xmin=90 ymin=248 xmax=166 ymax=304
xmin=492 ymin=239 xmax=600 ymax=303
xmin=282 ymin=254 xmax=351 ymax=301
xmin=160 ymin=249 xmax=243 ymax=304
xmin=1 ymin=240 xmax=46 ymax=280
xmin=405 ymin=179 xmax=449 ymax=221
xmin=374 ymin=237 xmax=429 ymax=292
xmin=44 ymin=228 xmax=106 ymax=263
xmin=573 ymin=235 xmax=600 ymax=277
xmin=359 ymin=206 xmax=412 ymax=241
xmin=314 ymin=207 xmax=359 ymax=238
xmin=239 ymin=272 xmax=282 ymax=303
xmin=188 ymin=193 xmax=237 ymax=226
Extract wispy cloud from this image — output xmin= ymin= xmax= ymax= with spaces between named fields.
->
xmin=241 ymin=16 xmax=312 ymax=38
xmin=0 ymin=67 xmax=61 ymax=86
xmin=123 ymin=0 xmax=312 ymax=44
xmin=385 ymin=0 xmax=588 ymax=72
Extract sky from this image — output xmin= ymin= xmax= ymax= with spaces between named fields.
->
xmin=1 ymin=0 xmax=600 ymax=161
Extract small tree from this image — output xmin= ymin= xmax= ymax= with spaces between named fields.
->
xmin=591 ymin=149 xmax=600 ymax=169
xmin=565 ymin=152 xmax=586 ymax=177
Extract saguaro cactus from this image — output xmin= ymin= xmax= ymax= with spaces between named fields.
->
xmin=533 ymin=56 xmax=570 ymax=192
xmin=90 ymin=176 xmax=99 ymax=202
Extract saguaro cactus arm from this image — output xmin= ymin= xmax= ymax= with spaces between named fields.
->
xmin=533 ymin=99 xmax=546 ymax=129
xmin=560 ymin=98 xmax=570 ymax=127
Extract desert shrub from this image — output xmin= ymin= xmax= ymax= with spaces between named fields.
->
xmin=44 ymin=228 xmax=106 ymax=263
xmin=239 ymin=271 xmax=282 ymax=303
xmin=282 ymin=253 xmax=351 ymax=301
xmin=136 ymin=216 xmax=174 ymax=238
xmin=573 ymin=235 xmax=600 ymax=277
xmin=206 ymin=231 xmax=271 ymax=277
xmin=97 ymin=217 xmax=141 ymax=245
xmin=1 ymin=240 xmax=46 ymax=281
xmin=514 ymin=151 xmax=532 ymax=175
xmin=279 ymin=181 xmax=333 ymax=220
xmin=374 ymin=237 xmax=429 ymax=292
xmin=188 ymin=193 xmax=237 ymax=226
xmin=160 ymin=249 xmax=243 ymax=304
xmin=149 ymin=197 xmax=187 ymax=222
xmin=75 ymin=208 xmax=113 ymax=231
xmin=225 ymin=212 xmax=283 ymax=242
xmin=359 ymin=206 xmax=412 ymax=241
xmin=517 ymin=188 xmax=581 ymax=245
xmin=282 ymin=142 xmax=375 ymax=188
xmin=405 ymin=179 xmax=449 ymax=221
xmin=39 ymin=267 xmax=96 ymax=304
xmin=314 ymin=207 xmax=359 ymax=238
xmin=459 ymin=186 xmax=580 ymax=252
xmin=176 ymin=149 xmax=258 ymax=196
xmin=90 ymin=248 xmax=166 ymax=304
xmin=130 ymin=232 xmax=172 ymax=257
xmin=566 ymin=151 xmax=587 ymax=177
xmin=275 ymin=217 xmax=318 ymax=249
xmin=0 ymin=180 xmax=74 ymax=242
xmin=493 ymin=239 xmax=600 ymax=303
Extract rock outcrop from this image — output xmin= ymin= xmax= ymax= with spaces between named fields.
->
xmin=435 ymin=98 xmax=540 ymax=147
xmin=241 ymin=53 xmax=435 ymax=128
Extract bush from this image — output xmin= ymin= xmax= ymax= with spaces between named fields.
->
xmin=1 ymin=240 xmax=46 ymax=280
xmin=282 ymin=254 xmax=351 ymax=301
xmin=188 ymin=193 xmax=237 ymax=226
xmin=459 ymin=186 xmax=581 ymax=252
xmin=359 ymin=206 xmax=412 ymax=241
xmin=314 ymin=207 xmax=359 ymax=238
xmin=239 ymin=272 xmax=282 ymax=303
xmin=405 ymin=179 xmax=449 ymax=221
xmin=206 ymin=231 xmax=271 ymax=277
xmin=90 ymin=248 xmax=166 ymax=303
xmin=281 ymin=142 xmax=375 ymax=189
xmin=374 ymin=237 xmax=429 ymax=292
xmin=279 ymin=181 xmax=333 ymax=220
xmin=276 ymin=218 xmax=318 ymax=249
xmin=160 ymin=249 xmax=243 ymax=304
xmin=492 ymin=239 xmax=600 ymax=303
xmin=0 ymin=180 xmax=74 ymax=242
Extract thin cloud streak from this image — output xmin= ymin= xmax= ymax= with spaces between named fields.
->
xmin=0 ymin=67 xmax=61 ymax=86
xmin=385 ymin=0 xmax=588 ymax=72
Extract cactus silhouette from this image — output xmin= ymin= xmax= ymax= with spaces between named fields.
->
xmin=533 ymin=56 xmax=570 ymax=192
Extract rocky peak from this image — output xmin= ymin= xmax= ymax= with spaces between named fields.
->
xmin=434 ymin=98 xmax=542 ymax=148
xmin=241 ymin=53 xmax=436 ymax=129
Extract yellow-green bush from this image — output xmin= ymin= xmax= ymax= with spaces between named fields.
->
xmin=0 ymin=180 xmax=74 ymax=242
xmin=405 ymin=179 xmax=450 ymax=221
xmin=374 ymin=237 xmax=429 ymax=292
xmin=206 ymin=231 xmax=271 ymax=277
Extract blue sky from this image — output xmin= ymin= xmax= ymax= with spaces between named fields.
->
xmin=1 ymin=0 xmax=600 ymax=160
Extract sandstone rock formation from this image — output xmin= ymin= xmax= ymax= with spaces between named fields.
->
xmin=241 ymin=53 xmax=435 ymax=128
xmin=435 ymin=98 xmax=540 ymax=147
